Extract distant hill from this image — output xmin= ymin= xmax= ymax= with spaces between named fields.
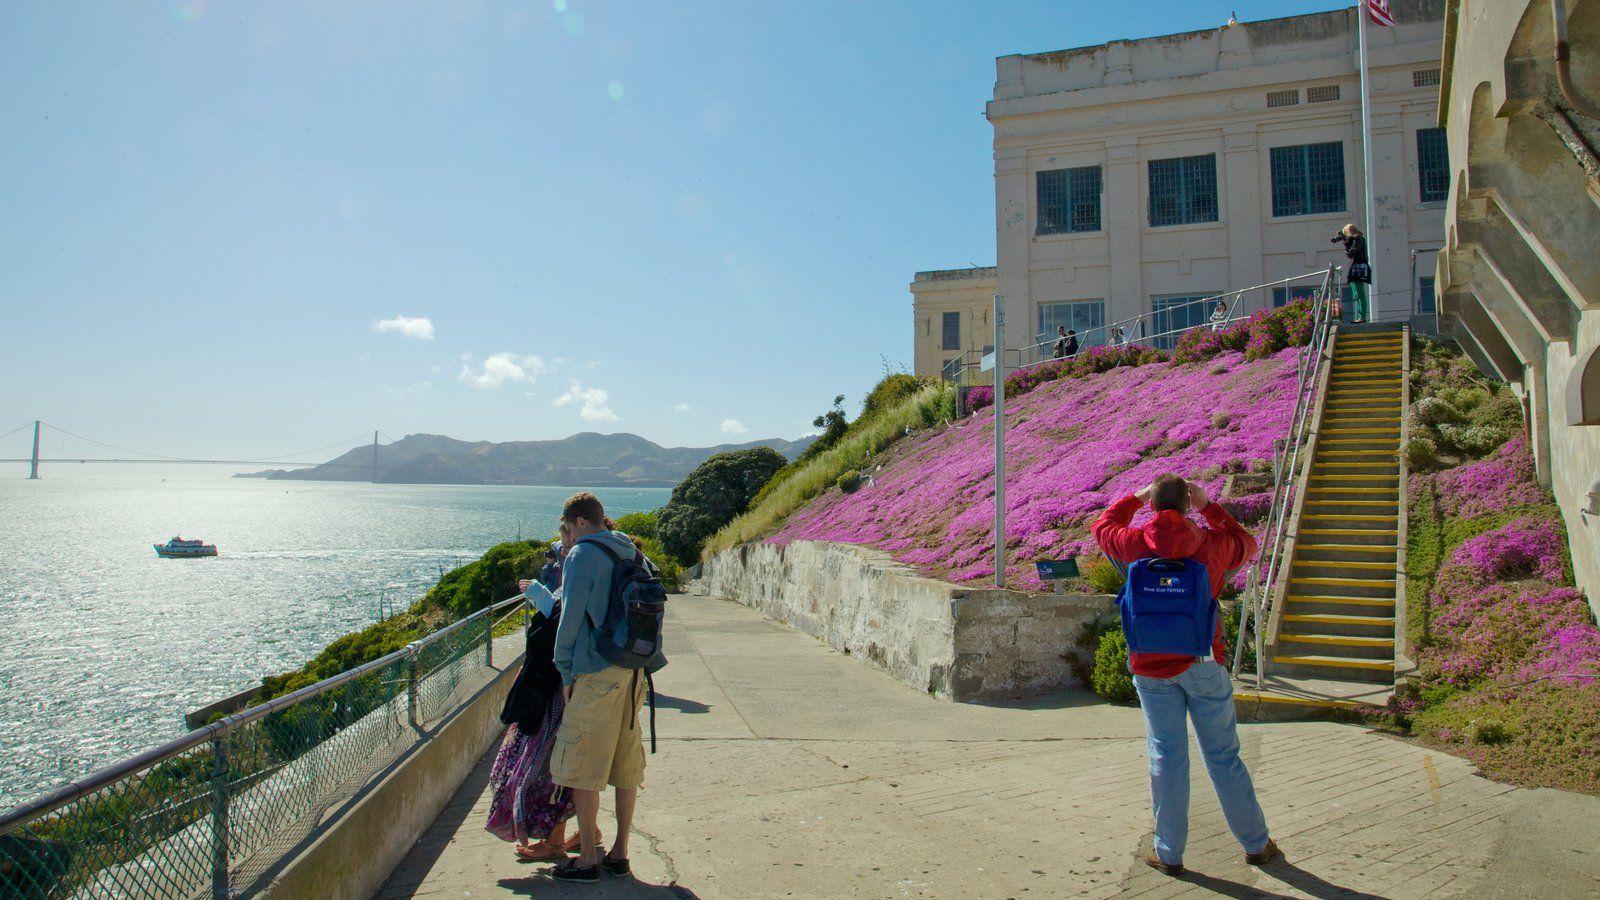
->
xmin=237 ymin=432 xmax=816 ymax=487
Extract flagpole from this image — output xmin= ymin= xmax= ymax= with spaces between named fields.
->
xmin=1357 ymin=0 xmax=1376 ymax=237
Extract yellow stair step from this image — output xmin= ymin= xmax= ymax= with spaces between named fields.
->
xmin=1295 ymin=542 xmax=1396 ymax=553
xmin=1311 ymin=474 xmax=1398 ymax=481
xmin=1300 ymin=514 xmax=1399 ymax=522
xmin=1317 ymin=450 xmax=1396 ymax=457
xmin=1280 ymin=634 xmax=1396 ymax=649
xmin=1273 ymin=654 xmax=1394 ymax=671
xmin=1291 ymin=575 xmax=1397 ymax=588
xmin=1286 ymin=594 xmax=1396 ymax=607
xmin=1292 ymin=560 xmax=1397 ymax=572
xmin=1298 ymin=527 xmax=1398 ymax=537
xmin=1284 ymin=611 xmax=1396 ymax=626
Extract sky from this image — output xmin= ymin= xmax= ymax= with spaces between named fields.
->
xmin=0 ymin=0 xmax=1347 ymax=461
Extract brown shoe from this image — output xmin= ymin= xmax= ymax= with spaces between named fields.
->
xmin=1145 ymin=849 xmax=1184 ymax=876
xmin=1245 ymin=839 xmax=1282 ymax=866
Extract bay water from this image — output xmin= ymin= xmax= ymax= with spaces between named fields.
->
xmin=0 ymin=467 xmax=669 ymax=809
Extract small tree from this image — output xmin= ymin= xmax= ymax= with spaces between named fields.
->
xmin=659 ymin=447 xmax=787 ymax=562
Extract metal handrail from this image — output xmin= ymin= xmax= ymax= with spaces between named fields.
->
xmin=0 ymin=592 xmax=529 ymax=834
xmin=1013 ymin=269 xmax=1334 ymax=371
xmin=1232 ymin=265 xmax=1341 ymax=679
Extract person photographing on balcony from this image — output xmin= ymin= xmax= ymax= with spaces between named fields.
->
xmin=1209 ymin=300 xmax=1229 ymax=331
xmin=1091 ymin=474 xmax=1280 ymax=877
xmin=1333 ymin=224 xmax=1372 ymax=323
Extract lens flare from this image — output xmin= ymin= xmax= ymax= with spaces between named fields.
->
xmin=562 ymin=12 xmax=585 ymax=35
xmin=553 ymin=0 xmax=568 ymax=10
xmin=606 ymin=81 xmax=625 ymax=101
xmin=171 ymin=0 xmax=205 ymax=22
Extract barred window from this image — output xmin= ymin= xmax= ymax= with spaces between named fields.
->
xmin=1413 ymin=68 xmax=1442 ymax=88
xmin=941 ymin=312 xmax=960 ymax=351
xmin=1036 ymin=165 xmax=1103 ymax=235
xmin=1418 ymin=127 xmax=1450 ymax=203
xmin=1419 ymin=276 xmax=1437 ymax=314
xmin=1147 ymin=154 xmax=1218 ymax=227
xmin=1269 ymin=142 xmax=1346 ymax=217
xmin=1266 ymin=89 xmax=1300 ymax=108
xmin=1307 ymin=84 xmax=1341 ymax=103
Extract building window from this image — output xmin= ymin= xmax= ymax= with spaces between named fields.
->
xmin=1037 ymin=300 xmax=1106 ymax=349
xmin=1413 ymin=68 xmax=1442 ymax=87
xmin=1418 ymin=276 xmax=1437 ymax=314
xmin=1418 ymin=127 xmax=1450 ymax=203
xmin=1307 ymin=84 xmax=1341 ymax=103
xmin=1151 ymin=294 xmax=1216 ymax=349
xmin=1147 ymin=154 xmax=1218 ymax=227
xmin=1266 ymin=89 xmax=1300 ymax=108
xmin=1270 ymin=142 xmax=1346 ymax=217
xmin=1036 ymin=166 xmax=1103 ymax=235
xmin=1272 ymin=285 xmax=1321 ymax=307
xmin=941 ymin=312 xmax=961 ymax=351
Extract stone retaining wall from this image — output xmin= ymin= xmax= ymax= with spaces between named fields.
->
xmin=693 ymin=540 xmax=1113 ymax=700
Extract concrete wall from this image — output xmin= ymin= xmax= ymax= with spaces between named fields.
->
xmin=695 ymin=539 xmax=1112 ymax=700
xmin=259 ymin=656 xmax=518 ymax=900
xmin=911 ymin=267 xmax=998 ymax=379
xmin=980 ymin=4 xmax=1446 ymax=355
xmin=1436 ymin=0 xmax=1600 ymax=612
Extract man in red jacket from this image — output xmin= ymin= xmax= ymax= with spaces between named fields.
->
xmin=1092 ymin=473 xmax=1280 ymax=876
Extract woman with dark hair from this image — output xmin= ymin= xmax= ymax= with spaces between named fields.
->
xmin=484 ymin=528 xmax=599 ymax=860
xmin=1333 ymin=224 xmax=1372 ymax=323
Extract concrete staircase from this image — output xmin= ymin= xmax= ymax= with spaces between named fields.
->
xmin=1269 ymin=327 xmax=1405 ymax=690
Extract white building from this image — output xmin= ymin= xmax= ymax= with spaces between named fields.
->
xmin=914 ymin=3 xmax=1449 ymax=376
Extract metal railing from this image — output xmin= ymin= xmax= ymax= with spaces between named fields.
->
xmin=939 ymin=270 xmax=1337 ymax=385
xmin=1232 ymin=265 xmax=1341 ymax=682
xmin=0 ymin=593 xmax=531 ymax=899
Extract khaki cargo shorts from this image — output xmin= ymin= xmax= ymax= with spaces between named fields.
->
xmin=550 ymin=665 xmax=647 ymax=793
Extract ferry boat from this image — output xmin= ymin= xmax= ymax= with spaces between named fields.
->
xmin=154 ymin=537 xmax=218 ymax=558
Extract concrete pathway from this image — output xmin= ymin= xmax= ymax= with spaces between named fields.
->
xmin=377 ymin=595 xmax=1600 ymax=899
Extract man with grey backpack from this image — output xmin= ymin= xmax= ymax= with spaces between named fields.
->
xmin=549 ymin=492 xmax=668 ymax=884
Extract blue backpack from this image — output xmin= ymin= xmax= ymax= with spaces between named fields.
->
xmin=1116 ymin=557 xmax=1217 ymax=658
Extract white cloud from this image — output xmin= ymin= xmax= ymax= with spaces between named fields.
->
xmin=674 ymin=403 xmax=692 ymax=413
xmin=554 ymin=379 xmax=618 ymax=422
xmin=372 ymin=315 xmax=436 ymax=340
xmin=720 ymin=418 xmax=748 ymax=436
xmin=458 ymin=352 xmax=547 ymax=390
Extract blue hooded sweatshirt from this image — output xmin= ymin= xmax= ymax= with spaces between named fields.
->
xmin=552 ymin=529 xmax=640 ymax=685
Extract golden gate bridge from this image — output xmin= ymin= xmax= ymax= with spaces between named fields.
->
xmin=0 ymin=420 xmax=398 ymax=480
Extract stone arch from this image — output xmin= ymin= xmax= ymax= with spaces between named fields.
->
xmin=1567 ymin=341 xmax=1600 ymax=425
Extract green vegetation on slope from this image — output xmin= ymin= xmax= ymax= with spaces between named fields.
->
xmin=704 ymin=378 xmax=955 ymax=558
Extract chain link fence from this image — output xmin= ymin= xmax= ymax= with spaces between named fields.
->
xmin=0 ymin=595 xmax=527 ymax=900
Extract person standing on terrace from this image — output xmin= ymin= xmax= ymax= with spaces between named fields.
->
xmin=1090 ymin=474 xmax=1281 ymax=877
xmin=1209 ymin=300 xmax=1229 ymax=331
xmin=1333 ymin=224 xmax=1372 ymax=323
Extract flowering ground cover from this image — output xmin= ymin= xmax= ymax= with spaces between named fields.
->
xmin=1395 ymin=339 xmax=1600 ymax=795
xmin=770 ymin=347 xmax=1300 ymax=588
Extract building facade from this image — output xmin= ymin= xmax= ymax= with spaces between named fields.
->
xmin=910 ymin=267 xmax=997 ymax=379
xmin=912 ymin=3 xmax=1449 ymax=377
xmin=1436 ymin=0 xmax=1600 ymax=605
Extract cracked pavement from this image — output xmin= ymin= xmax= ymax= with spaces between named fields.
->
xmin=375 ymin=594 xmax=1600 ymax=898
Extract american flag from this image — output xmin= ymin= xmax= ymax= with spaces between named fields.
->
xmin=1368 ymin=0 xmax=1396 ymax=27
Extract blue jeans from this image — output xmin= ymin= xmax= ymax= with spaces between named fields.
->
xmin=1133 ymin=660 xmax=1270 ymax=864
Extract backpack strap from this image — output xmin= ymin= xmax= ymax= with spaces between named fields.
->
xmin=574 ymin=537 xmax=642 ymax=565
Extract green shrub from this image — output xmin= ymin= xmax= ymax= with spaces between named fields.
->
xmin=1438 ymin=422 xmax=1511 ymax=458
xmin=1083 ymin=555 xmax=1126 ymax=594
xmin=613 ymin=510 xmax=659 ymax=542
xmin=1091 ymin=627 xmax=1138 ymax=703
xmin=862 ymin=373 xmax=930 ymax=419
xmin=1412 ymin=396 xmax=1465 ymax=427
xmin=1402 ymin=436 xmax=1440 ymax=471
xmin=628 ymin=534 xmax=685 ymax=591
xmin=658 ymin=447 xmax=787 ymax=563
xmin=836 ymin=469 xmax=864 ymax=493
